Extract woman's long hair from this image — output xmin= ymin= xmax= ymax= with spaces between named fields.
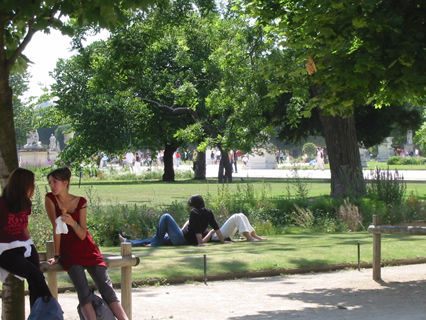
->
xmin=2 ymin=168 xmax=34 ymax=213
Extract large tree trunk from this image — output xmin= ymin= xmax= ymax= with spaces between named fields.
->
xmin=193 ymin=151 xmax=206 ymax=180
xmin=319 ymin=109 xmax=366 ymax=197
xmin=218 ymin=148 xmax=232 ymax=183
xmin=0 ymin=70 xmax=19 ymax=189
xmin=162 ymin=143 xmax=177 ymax=182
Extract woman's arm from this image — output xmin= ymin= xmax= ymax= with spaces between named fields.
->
xmin=214 ymin=229 xmax=226 ymax=244
xmin=196 ymin=233 xmax=206 ymax=246
xmin=70 ymin=204 xmax=87 ymax=241
xmin=181 ymin=220 xmax=189 ymax=231
xmin=202 ymin=229 xmax=215 ymax=243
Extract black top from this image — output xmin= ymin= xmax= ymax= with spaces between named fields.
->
xmin=182 ymin=208 xmax=220 ymax=245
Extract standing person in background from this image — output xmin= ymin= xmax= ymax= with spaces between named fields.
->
xmin=45 ymin=167 xmax=128 ymax=320
xmin=315 ymin=147 xmax=325 ymax=171
xmin=0 ymin=168 xmax=54 ymax=309
xmin=175 ymin=150 xmax=181 ymax=168
xmin=125 ymin=150 xmax=135 ymax=172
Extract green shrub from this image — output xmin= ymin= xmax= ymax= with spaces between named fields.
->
xmin=386 ymin=156 xmax=401 ymax=165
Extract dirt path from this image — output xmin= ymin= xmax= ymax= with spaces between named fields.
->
xmin=40 ymin=263 xmax=426 ymax=319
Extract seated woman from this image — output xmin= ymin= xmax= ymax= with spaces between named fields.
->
xmin=120 ymin=194 xmax=225 ymax=247
xmin=204 ymin=213 xmax=266 ymax=243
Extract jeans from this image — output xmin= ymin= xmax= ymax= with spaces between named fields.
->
xmin=68 ymin=265 xmax=118 ymax=306
xmin=127 ymin=214 xmax=188 ymax=247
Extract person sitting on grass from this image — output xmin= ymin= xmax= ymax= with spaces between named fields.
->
xmin=120 ymin=194 xmax=226 ymax=247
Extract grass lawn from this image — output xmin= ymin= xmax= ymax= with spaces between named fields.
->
xmin=52 ymin=232 xmax=426 ymax=287
xmin=36 ymin=178 xmax=426 ymax=206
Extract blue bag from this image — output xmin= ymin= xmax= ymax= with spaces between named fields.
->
xmin=28 ymin=296 xmax=64 ymax=320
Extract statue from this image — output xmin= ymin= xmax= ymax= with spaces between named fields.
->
xmin=49 ymin=134 xmax=57 ymax=151
xmin=24 ymin=130 xmax=42 ymax=149
xmin=56 ymin=141 xmax=61 ymax=152
xmin=406 ymin=130 xmax=413 ymax=145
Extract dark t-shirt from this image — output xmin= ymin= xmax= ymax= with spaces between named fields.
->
xmin=0 ymin=197 xmax=31 ymax=243
xmin=182 ymin=208 xmax=220 ymax=245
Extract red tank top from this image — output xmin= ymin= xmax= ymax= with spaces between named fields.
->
xmin=46 ymin=193 xmax=106 ymax=271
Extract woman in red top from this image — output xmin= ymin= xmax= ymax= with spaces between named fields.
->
xmin=45 ymin=167 xmax=128 ymax=320
xmin=0 ymin=168 xmax=53 ymax=308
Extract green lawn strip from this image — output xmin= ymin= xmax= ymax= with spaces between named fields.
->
xmin=54 ymin=233 xmax=426 ymax=288
xmin=36 ymin=179 xmax=426 ymax=206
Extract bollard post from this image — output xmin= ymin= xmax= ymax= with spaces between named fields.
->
xmin=46 ymin=241 xmax=58 ymax=299
xmin=204 ymin=254 xmax=207 ymax=285
xmin=357 ymin=241 xmax=360 ymax=271
xmin=372 ymin=215 xmax=382 ymax=281
xmin=121 ymin=243 xmax=132 ymax=319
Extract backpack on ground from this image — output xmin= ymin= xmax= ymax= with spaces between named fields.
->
xmin=28 ymin=295 xmax=64 ymax=320
xmin=77 ymin=293 xmax=116 ymax=320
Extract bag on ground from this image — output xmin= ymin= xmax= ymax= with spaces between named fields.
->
xmin=77 ymin=293 xmax=116 ymax=320
xmin=28 ymin=295 xmax=64 ymax=320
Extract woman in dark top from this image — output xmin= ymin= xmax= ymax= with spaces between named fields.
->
xmin=0 ymin=168 xmax=53 ymax=308
xmin=120 ymin=194 xmax=225 ymax=247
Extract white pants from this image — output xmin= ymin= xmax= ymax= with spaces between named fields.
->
xmin=211 ymin=213 xmax=255 ymax=241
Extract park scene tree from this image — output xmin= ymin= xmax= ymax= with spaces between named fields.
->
xmin=1 ymin=0 xmax=426 ymax=318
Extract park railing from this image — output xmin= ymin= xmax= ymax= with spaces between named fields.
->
xmin=1 ymin=241 xmax=139 ymax=320
xmin=367 ymin=215 xmax=426 ymax=281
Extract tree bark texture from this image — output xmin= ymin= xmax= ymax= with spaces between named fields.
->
xmin=2 ymin=274 xmax=25 ymax=320
xmin=218 ymin=148 xmax=232 ymax=183
xmin=193 ymin=151 xmax=206 ymax=180
xmin=318 ymin=109 xmax=366 ymax=197
xmin=162 ymin=143 xmax=177 ymax=182
xmin=0 ymin=69 xmax=19 ymax=189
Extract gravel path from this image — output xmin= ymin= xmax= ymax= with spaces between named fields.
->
xmin=27 ymin=263 xmax=426 ymax=320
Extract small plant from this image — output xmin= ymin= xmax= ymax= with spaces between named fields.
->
xmin=338 ymin=198 xmax=363 ymax=231
xmin=366 ymin=167 xmax=407 ymax=207
xmin=291 ymin=205 xmax=315 ymax=229
xmin=285 ymin=166 xmax=312 ymax=200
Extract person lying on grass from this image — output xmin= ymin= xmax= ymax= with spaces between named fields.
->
xmin=120 ymin=207 xmax=265 ymax=247
xmin=120 ymin=194 xmax=226 ymax=247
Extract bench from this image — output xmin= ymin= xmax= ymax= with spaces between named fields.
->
xmin=1 ymin=242 xmax=139 ymax=320
xmin=367 ymin=215 xmax=426 ymax=281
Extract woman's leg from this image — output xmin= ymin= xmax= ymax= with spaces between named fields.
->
xmin=120 ymin=234 xmax=153 ymax=247
xmin=68 ymin=265 xmax=96 ymax=319
xmin=87 ymin=266 xmax=128 ymax=320
xmin=239 ymin=214 xmax=267 ymax=241
xmin=151 ymin=214 xmax=187 ymax=246
xmin=0 ymin=246 xmax=52 ymax=307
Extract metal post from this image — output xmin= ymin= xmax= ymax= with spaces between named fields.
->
xmin=357 ymin=241 xmax=360 ymax=271
xmin=204 ymin=254 xmax=207 ymax=285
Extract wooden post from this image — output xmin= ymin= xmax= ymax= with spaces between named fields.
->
xmin=46 ymin=241 xmax=58 ymax=299
xmin=372 ymin=215 xmax=382 ymax=281
xmin=121 ymin=243 xmax=132 ymax=319
xmin=1 ymin=273 xmax=25 ymax=320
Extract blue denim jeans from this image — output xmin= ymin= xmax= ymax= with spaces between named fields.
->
xmin=126 ymin=214 xmax=188 ymax=247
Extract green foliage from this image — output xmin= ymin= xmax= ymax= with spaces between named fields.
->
xmin=387 ymin=156 xmax=423 ymax=166
xmin=366 ymin=167 xmax=408 ymax=223
xmin=302 ymin=142 xmax=317 ymax=157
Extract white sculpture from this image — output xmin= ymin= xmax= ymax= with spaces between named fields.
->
xmin=407 ymin=130 xmax=413 ymax=145
xmin=49 ymin=134 xmax=57 ymax=150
